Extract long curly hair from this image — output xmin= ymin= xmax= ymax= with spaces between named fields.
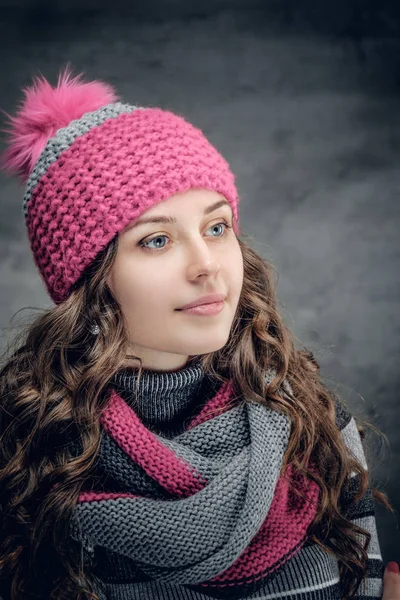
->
xmin=0 ymin=231 xmax=395 ymax=600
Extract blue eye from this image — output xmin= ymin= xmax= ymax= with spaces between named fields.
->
xmin=138 ymin=221 xmax=233 ymax=252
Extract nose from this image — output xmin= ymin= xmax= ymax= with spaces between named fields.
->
xmin=185 ymin=239 xmax=221 ymax=279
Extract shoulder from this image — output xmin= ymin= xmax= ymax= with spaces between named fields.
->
xmin=333 ymin=396 xmax=353 ymax=432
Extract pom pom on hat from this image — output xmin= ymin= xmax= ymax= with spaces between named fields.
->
xmin=0 ymin=65 xmax=119 ymax=183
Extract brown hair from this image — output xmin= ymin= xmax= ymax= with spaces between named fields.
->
xmin=0 ymin=231 xmax=395 ymax=600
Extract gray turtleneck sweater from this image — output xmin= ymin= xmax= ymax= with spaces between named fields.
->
xmin=0 ymin=361 xmax=384 ymax=600
xmin=110 ymin=357 xmax=217 ymax=439
xmin=86 ymin=361 xmax=384 ymax=600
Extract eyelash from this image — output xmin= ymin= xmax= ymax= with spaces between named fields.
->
xmin=138 ymin=221 xmax=233 ymax=252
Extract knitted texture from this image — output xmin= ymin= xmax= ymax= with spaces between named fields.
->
xmin=0 ymin=69 xmax=240 ymax=303
xmin=110 ymin=360 xmax=207 ymax=438
xmin=0 ymin=369 xmax=386 ymax=600
xmin=70 ymin=373 xmax=322 ymax=599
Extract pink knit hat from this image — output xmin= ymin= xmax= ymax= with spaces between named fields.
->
xmin=1 ymin=67 xmax=240 ymax=304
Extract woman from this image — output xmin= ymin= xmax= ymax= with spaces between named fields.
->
xmin=0 ymin=67 xmax=396 ymax=600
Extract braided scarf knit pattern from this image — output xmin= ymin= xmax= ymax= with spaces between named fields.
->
xmin=71 ymin=376 xmax=321 ymax=599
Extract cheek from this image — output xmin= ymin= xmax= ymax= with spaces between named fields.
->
xmin=116 ymin=265 xmax=173 ymax=313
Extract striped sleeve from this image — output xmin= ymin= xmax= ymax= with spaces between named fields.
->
xmin=335 ymin=398 xmax=384 ymax=599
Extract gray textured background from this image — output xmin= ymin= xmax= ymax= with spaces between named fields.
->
xmin=0 ymin=0 xmax=399 ymax=564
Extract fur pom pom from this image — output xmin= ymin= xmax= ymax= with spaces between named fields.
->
xmin=0 ymin=65 xmax=119 ymax=183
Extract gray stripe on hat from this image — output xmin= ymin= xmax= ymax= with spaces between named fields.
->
xmin=23 ymin=102 xmax=143 ymax=219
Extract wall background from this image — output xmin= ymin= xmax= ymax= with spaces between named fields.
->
xmin=0 ymin=0 xmax=399 ymax=563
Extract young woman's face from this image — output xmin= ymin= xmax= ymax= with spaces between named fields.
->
xmin=107 ymin=189 xmax=244 ymax=372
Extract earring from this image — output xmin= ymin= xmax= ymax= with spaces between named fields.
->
xmin=90 ymin=322 xmax=100 ymax=335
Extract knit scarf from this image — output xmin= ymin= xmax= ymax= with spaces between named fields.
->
xmin=71 ymin=373 xmax=321 ymax=599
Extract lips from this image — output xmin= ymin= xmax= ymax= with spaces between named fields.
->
xmin=177 ymin=293 xmax=226 ymax=310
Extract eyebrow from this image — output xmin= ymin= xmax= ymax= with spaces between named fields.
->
xmin=123 ymin=198 xmax=232 ymax=232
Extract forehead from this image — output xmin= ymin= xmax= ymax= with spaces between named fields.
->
xmin=121 ymin=196 xmax=231 ymax=235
